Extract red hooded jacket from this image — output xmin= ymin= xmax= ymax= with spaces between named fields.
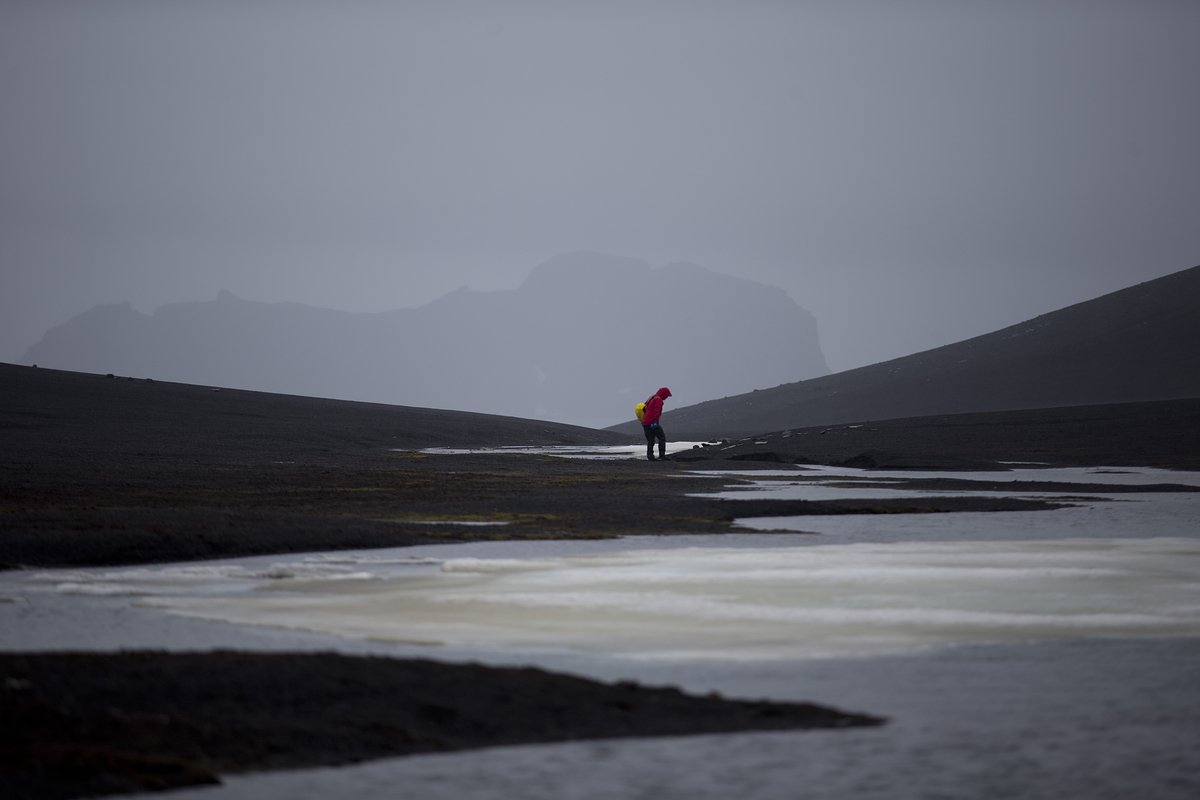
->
xmin=641 ymin=387 xmax=672 ymax=426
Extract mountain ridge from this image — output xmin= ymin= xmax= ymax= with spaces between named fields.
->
xmin=21 ymin=253 xmax=829 ymax=429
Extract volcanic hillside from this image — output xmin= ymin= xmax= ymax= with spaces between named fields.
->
xmin=615 ymin=264 xmax=1200 ymax=439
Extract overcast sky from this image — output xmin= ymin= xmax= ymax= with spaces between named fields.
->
xmin=3 ymin=0 xmax=1198 ymax=372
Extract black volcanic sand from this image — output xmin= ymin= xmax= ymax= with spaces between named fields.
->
xmin=4 ymin=363 xmax=1196 ymax=798
xmin=673 ymin=397 xmax=1200 ymax=472
xmin=1 ymin=651 xmax=883 ymax=799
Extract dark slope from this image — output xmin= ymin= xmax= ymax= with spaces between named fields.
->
xmin=616 ymin=264 xmax=1200 ymax=439
xmin=0 ymin=361 xmax=624 ymax=466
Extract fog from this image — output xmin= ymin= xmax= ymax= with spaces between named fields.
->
xmin=3 ymin=0 xmax=1199 ymax=374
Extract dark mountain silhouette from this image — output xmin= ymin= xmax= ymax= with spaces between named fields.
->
xmin=611 ymin=264 xmax=1200 ymax=439
xmin=20 ymin=253 xmax=828 ymax=429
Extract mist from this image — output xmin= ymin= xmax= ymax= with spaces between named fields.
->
xmin=3 ymin=1 xmax=1198 ymax=376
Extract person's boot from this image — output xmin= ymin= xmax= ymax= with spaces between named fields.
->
xmin=658 ymin=450 xmax=669 ymax=461
xmin=647 ymin=450 xmax=656 ymax=461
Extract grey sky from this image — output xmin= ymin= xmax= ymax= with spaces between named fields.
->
xmin=2 ymin=0 xmax=1198 ymax=372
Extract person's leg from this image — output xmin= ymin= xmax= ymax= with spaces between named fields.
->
xmin=655 ymin=425 xmax=667 ymax=459
xmin=643 ymin=425 xmax=656 ymax=460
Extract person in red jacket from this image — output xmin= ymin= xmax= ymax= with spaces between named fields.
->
xmin=641 ymin=387 xmax=672 ymax=461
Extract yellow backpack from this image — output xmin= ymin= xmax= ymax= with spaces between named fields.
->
xmin=634 ymin=401 xmax=646 ymax=422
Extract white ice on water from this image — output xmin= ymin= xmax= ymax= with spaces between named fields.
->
xmin=16 ymin=535 xmax=1194 ymax=662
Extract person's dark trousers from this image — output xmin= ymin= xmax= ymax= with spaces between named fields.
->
xmin=643 ymin=424 xmax=666 ymax=460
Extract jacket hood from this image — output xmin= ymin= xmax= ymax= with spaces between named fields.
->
xmin=656 ymin=387 xmax=672 ymax=399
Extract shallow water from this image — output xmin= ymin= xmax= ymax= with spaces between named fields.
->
xmin=3 ymin=464 xmax=1200 ymax=799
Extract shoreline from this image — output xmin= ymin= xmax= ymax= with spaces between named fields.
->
xmin=0 ymin=650 xmax=883 ymax=799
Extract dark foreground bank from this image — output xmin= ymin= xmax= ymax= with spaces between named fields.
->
xmin=0 ymin=651 xmax=883 ymax=799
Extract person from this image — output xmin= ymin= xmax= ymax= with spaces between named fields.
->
xmin=641 ymin=387 xmax=672 ymax=461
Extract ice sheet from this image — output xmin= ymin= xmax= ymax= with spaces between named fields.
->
xmin=26 ymin=537 xmax=1197 ymax=662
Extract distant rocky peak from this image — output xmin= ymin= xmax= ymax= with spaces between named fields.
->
xmin=519 ymin=252 xmax=651 ymax=294
xmin=659 ymin=261 xmax=714 ymax=278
